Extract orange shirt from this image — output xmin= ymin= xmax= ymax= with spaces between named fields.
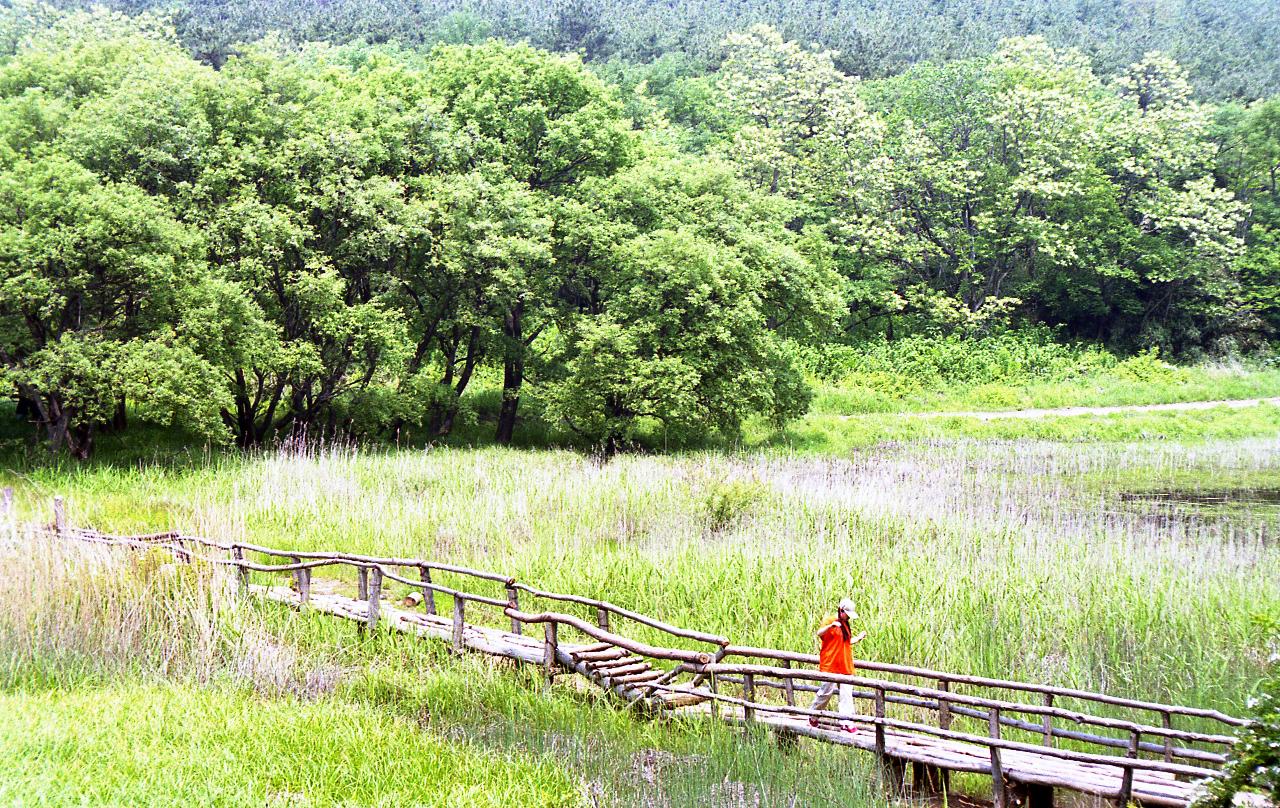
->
xmin=818 ymin=618 xmax=855 ymax=675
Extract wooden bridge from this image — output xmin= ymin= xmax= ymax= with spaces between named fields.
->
xmin=31 ymin=495 xmax=1271 ymax=808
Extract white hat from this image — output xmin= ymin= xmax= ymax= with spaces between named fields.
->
xmin=838 ymin=598 xmax=857 ymax=619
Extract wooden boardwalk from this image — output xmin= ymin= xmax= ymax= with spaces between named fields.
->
xmin=28 ymin=500 xmax=1270 ymax=808
xmin=259 ymin=584 xmax=1263 ymax=808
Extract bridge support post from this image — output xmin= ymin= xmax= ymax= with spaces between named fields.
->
xmin=989 ymin=708 xmax=1008 ymax=808
xmin=365 ymin=568 xmax=381 ymax=631
xmin=1019 ymin=783 xmax=1055 ymax=808
xmin=419 ymin=565 xmax=435 ymax=615
xmin=910 ymin=762 xmax=947 ymax=797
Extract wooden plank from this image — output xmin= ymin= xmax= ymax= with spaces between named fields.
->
xmin=53 ymin=496 xmax=66 ymax=533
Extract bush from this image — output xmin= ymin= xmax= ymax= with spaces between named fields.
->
xmin=798 ymin=329 xmax=1119 ymax=394
xmin=1192 ymin=661 xmax=1280 ymax=808
xmin=703 ymin=480 xmax=765 ymax=532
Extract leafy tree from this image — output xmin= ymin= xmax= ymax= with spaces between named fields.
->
xmin=424 ymin=40 xmax=632 ymax=443
xmin=0 ymin=157 xmax=221 ymax=457
xmin=544 ymin=151 xmax=841 ymax=451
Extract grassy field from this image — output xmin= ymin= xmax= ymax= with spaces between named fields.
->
xmin=2 ymin=372 xmax=1279 ymax=805
xmin=0 ymin=531 xmax=884 ymax=806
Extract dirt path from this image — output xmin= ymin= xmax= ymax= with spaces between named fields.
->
xmin=895 ymin=396 xmax=1280 ymax=421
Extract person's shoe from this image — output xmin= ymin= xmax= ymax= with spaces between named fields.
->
xmin=843 ymin=725 xmax=858 ymax=734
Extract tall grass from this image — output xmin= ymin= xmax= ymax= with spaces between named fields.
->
xmin=0 ymin=519 xmax=890 ymax=806
xmin=6 ymin=436 xmax=1276 ymax=716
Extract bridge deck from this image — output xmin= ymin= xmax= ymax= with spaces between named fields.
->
xmin=258 ymin=584 xmax=1267 ymax=808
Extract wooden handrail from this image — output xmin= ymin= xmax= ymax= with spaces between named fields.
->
xmin=645 ymin=682 xmax=1221 ymax=780
xmin=700 ymin=662 xmax=1236 ymax=746
xmin=44 ymin=519 xmax=1250 ymax=758
xmin=723 ymin=644 xmax=1247 ymax=728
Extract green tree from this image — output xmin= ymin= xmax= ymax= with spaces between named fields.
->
xmin=0 ymin=157 xmax=221 ymax=457
xmin=424 ymin=40 xmax=632 ymax=443
xmin=544 ymin=151 xmax=842 ymax=451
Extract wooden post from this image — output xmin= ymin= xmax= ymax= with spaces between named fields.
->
xmin=53 ymin=496 xmax=66 ymax=534
xmin=506 ymin=584 xmax=522 ymax=635
xmin=1025 ymin=784 xmax=1055 ymax=808
xmin=365 ymin=567 xmax=382 ymax=630
xmin=874 ymin=687 xmax=887 ymax=758
xmin=295 ymin=561 xmax=310 ymax=606
xmin=781 ymin=659 xmax=795 ymax=706
xmin=451 ymin=596 xmax=465 ymax=652
xmin=419 ymin=565 xmax=436 ymax=615
xmin=911 ymin=762 xmax=945 ymax=797
xmin=232 ymin=545 xmax=248 ymax=593
xmin=1161 ymin=711 xmax=1173 ymax=763
xmin=596 ymin=607 xmax=610 ymax=632
xmin=174 ymin=538 xmax=190 ymax=564
xmin=743 ymin=673 xmax=756 ymax=725
xmin=1042 ymin=692 xmax=1054 ymax=745
xmin=357 ymin=567 xmax=368 ymax=600
xmin=709 ymin=672 xmax=720 ymax=720
xmin=937 ymin=678 xmax=951 ymax=730
xmin=289 ymin=556 xmax=302 ymax=598
xmin=1 ymin=487 xmax=12 ymax=518
xmin=543 ymin=621 xmax=558 ymax=683
xmin=989 ymin=708 xmax=1007 ymax=808
xmin=1116 ymin=731 xmax=1139 ymax=807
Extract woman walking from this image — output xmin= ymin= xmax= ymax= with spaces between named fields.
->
xmin=808 ymin=598 xmax=865 ymax=732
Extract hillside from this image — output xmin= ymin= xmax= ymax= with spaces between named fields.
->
xmin=33 ymin=0 xmax=1280 ymax=100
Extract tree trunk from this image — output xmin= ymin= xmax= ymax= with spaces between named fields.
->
xmin=495 ymin=303 xmax=524 ymax=445
xmin=436 ymin=326 xmax=483 ymax=437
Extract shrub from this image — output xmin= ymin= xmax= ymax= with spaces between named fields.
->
xmin=703 ymin=480 xmax=765 ymax=532
xmin=1192 ymin=660 xmax=1280 ymax=808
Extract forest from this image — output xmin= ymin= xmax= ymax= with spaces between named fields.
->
xmin=1 ymin=2 xmax=1279 ymax=457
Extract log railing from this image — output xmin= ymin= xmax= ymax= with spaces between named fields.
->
xmin=10 ymin=491 xmax=1259 ymax=807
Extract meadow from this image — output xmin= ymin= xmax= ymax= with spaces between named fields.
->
xmin=2 ymin=367 xmax=1279 ymax=805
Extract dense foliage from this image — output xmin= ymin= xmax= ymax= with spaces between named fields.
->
xmin=28 ymin=0 xmax=1280 ymax=101
xmin=1192 ymin=661 xmax=1280 ymax=808
xmin=1 ymin=6 xmax=1278 ymax=456
xmin=0 ymin=10 xmax=838 ymax=455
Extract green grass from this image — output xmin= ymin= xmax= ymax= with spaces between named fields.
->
xmin=756 ymin=402 xmax=1280 ymax=453
xmin=811 ymin=365 xmax=1280 ymax=415
xmin=0 ymin=534 xmax=887 ymax=807
xmin=4 ymin=425 xmax=1276 ymax=714
xmin=3 ymin=388 xmax=1279 ymax=804
xmin=0 ymin=684 xmax=579 ymax=807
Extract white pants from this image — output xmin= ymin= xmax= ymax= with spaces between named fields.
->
xmin=810 ymin=682 xmax=854 ymax=715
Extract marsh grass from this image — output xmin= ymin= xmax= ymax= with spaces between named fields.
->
xmin=0 ymin=518 xmax=892 ymax=806
xmin=6 ymin=432 xmax=1277 ymax=713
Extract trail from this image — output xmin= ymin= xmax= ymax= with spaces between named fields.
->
xmin=882 ymin=396 xmax=1280 ymax=421
xmin=40 ymin=521 xmax=1271 ymax=808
